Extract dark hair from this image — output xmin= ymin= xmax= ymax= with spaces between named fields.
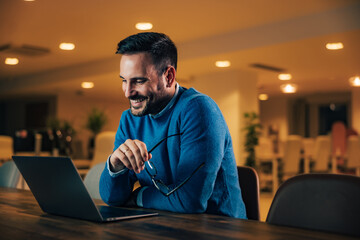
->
xmin=116 ymin=32 xmax=177 ymax=75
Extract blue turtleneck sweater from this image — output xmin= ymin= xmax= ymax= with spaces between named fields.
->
xmin=99 ymin=86 xmax=247 ymax=219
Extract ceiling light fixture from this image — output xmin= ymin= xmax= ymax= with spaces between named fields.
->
xmin=81 ymin=82 xmax=94 ymax=89
xmin=326 ymin=42 xmax=344 ymax=50
xmin=215 ymin=60 xmax=231 ymax=68
xmin=5 ymin=57 xmax=19 ymax=65
xmin=280 ymin=83 xmax=297 ymax=93
xmin=278 ymin=73 xmax=292 ymax=81
xmin=258 ymin=94 xmax=268 ymax=101
xmin=349 ymin=76 xmax=360 ymax=87
xmin=135 ymin=22 xmax=153 ymax=30
xmin=59 ymin=43 xmax=75 ymax=50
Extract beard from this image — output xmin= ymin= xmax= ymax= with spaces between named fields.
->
xmin=129 ymin=95 xmax=150 ymax=117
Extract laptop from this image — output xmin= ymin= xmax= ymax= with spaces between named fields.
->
xmin=12 ymin=156 xmax=158 ymax=222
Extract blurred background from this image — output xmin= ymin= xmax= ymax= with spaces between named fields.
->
xmin=1 ymin=0 xmax=359 ymax=167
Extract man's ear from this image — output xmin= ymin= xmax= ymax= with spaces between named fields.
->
xmin=164 ymin=66 xmax=176 ymax=88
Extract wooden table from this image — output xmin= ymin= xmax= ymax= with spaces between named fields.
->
xmin=0 ymin=188 xmax=357 ymax=240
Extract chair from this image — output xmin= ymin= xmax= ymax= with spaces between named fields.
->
xmin=346 ymin=135 xmax=360 ymax=176
xmin=83 ymin=162 xmax=106 ymax=199
xmin=302 ymin=138 xmax=315 ymax=173
xmin=281 ymin=135 xmax=302 ymax=179
xmin=0 ymin=161 xmax=20 ymax=188
xmin=312 ymin=135 xmax=331 ymax=172
xmin=0 ymin=135 xmax=13 ymax=163
xmin=266 ymin=173 xmax=360 ymax=237
xmin=76 ymin=131 xmax=116 ymax=177
xmin=237 ymin=166 xmax=260 ymax=220
xmin=255 ymin=137 xmax=278 ymax=193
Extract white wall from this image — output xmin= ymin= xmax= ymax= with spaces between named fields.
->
xmin=190 ymin=70 xmax=258 ymax=165
xmin=352 ymin=89 xmax=360 ymax=133
xmin=259 ymin=95 xmax=289 ymax=141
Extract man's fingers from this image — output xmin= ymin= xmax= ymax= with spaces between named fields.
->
xmin=110 ymin=139 xmax=150 ymax=174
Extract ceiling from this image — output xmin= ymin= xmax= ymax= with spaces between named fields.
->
xmin=1 ymin=0 xmax=360 ymax=99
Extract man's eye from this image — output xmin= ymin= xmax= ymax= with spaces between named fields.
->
xmin=136 ymin=79 xmax=146 ymax=84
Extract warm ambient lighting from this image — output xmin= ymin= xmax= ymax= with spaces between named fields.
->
xmin=280 ymin=83 xmax=297 ymax=93
xmin=258 ymin=94 xmax=268 ymax=101
xmin=59 ymin=43 xmax=75 ymax=50
xmin=349 ymin=76 xmax=360 ymax=87
xmin=326 ymin=42 xmax=344 ymax=50
xmin=135 ymin=22 xmax=153 ymax=30
xmin=215 ymin=60 xmax=231 ymax=68
xmin=5 ymin=58 xmax=19 ymax=65
xmin=81 ymin=82 xmax=94 ymax=89
xmin=278 ymin=73 xmax=292 ymax=81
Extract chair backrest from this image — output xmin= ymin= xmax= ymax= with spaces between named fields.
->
xmin=255 ymin=137 xmax=274 ymax=160
xmin=0 ymin=135 xmax=13 ymax=161
xmin=0 ymin=161 xmax=20 ymax=188
xmin=237 ymin=166 xmax=260 ymax=220
xmin=83 ymin=162 xmax=106 ymax=199
xmin=313 ymin=135 xmax=331 ymax=172
xmin=302 ymin=138 xmax=315 ymax=158
xmin=266 ymin=173 xmax=360 ymax=237
xmin=91 ymin=131 xmax=116 ymax=167
xmin=282 ymin=135 xmax=302 ymax=174
xmin=346 ymin=135 xmax=360 ymax=168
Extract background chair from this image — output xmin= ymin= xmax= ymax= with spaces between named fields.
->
xmin=302 ymin=137 xmax=315 ymax=173
xmin=346 ymin=135 xmax=360 ymax=176
xmin=237 ymin=166 xmax=260 ymax=221
xmin=0 ymin=135 xmax=13 ymax=164
xmin=312 ymin=135 xmax=331 ymax=172
xmin=83 ymin=162 xmax=106 ymax=199
xmin=266 ymin=173 xmax=360 ymax=237
xmin=0 ymin=161 xmax=20 ymax=188
xmin=281 ymin=135 xmax=302 ymax=180
xmin=255 ymin=137 xmax=278 ymax=193
xmin=75 ymin=131 xmax=115 ymax=177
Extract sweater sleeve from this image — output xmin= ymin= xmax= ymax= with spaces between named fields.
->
xmin=99 ymin=113 xmax=138 ymax=206
xmin=141 ymin=96 xmax=228 ymax=213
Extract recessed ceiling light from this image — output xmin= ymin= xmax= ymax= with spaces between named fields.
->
xmin=135 ymin=22 xmax=153 ymax=30
xmin=215 ymin=60 xmax=231 ymax=68
xmin=24 ymin=0 xmax=35 ymax=2
xmin=258 ymin=94 xmax=268 ymax=101
xmin=278 ymin=73 xmax=292 ymax=81
xmin=5 ymin=58 xmax=19 ymax=65
xmin=326 ymin=42 xmax=344 ymax=50
xmin=280 ymin=83 xmax=297 ymax=93
xmin=349 ymin=76 xmax=360 ymax=87
xmin=81 ymin=82 xmax=94 ymax=89
xmin=59 ymin=43 xmax=75 ymax=50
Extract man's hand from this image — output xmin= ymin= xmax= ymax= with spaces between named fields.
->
xmin=110 ymin=139 xmax=151 ymax=174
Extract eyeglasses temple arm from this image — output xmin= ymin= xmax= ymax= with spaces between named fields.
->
xmin=148 ymin=133 xmax=183 ymax=154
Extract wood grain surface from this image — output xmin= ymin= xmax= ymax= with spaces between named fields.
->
xmin=0 ymin=188 xmax=357 ymax=240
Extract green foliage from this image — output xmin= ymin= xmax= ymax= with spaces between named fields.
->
xmin=46 ymin=117 xmax=76 ymax=135
xmin=86 ymin=108 xmax=108 ymax=135
xmin=243 ymin=112 xmax=262 ymax=167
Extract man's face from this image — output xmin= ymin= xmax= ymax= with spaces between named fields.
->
xmin=120 ymin=53 xmax=170 ymax=116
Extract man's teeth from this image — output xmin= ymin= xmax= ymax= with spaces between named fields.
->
xmin=133 ymin=98 xmax=145 ymax=103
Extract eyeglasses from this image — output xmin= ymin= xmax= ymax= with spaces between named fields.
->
xmin=145 ymin=133 xmax=205 ymax=196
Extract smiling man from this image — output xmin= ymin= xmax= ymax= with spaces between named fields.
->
xmin=99 ymin=32 xmax=247 ymax=219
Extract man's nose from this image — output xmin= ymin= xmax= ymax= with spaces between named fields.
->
xmin=124 ymin=82 xmax=135 ymax=98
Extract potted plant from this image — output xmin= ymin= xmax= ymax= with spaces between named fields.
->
xmin=243 ymin=112 xmax=262 ymax=167
xmin=85 ymin=108 xmax=108 ymax=159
